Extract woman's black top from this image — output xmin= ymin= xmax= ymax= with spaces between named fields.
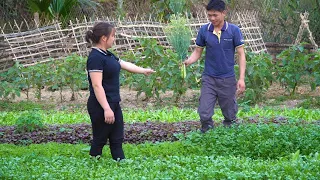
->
xmin=86 ymin=48 xmax=121 ymax=103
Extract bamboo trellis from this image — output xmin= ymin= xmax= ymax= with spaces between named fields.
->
xmin=231 ymin=11 xmax=268 ymax=54
xmin=295 ymin=12 xmax=318 ymax=50
xmin=0 ymin=20 xmax=69 ymax=67
xmin=0 ymin=11 xmax=266 ymax=72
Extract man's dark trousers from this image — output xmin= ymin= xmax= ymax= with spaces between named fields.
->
xmin=198 ymin=75 xmax=238 ymax=129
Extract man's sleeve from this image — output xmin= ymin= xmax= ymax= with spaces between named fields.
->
xmin=233 ymin=26 xmax=245 ymax=48
xmin=87 ymin=55 xmax=103 ymax=73
xmin=195 ymin=26 xmax=206 ymax=48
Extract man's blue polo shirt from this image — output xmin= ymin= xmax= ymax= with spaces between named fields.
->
xmin=87 ymin=48 xmax=121 ymax=102
xmin=196 ymin=21 xmax=244 ymax=78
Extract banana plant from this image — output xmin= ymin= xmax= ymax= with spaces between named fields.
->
xmin=27 ymin=0 xmax=100 ymax=22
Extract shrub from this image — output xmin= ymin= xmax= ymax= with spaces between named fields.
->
xmin=15 ymin=111 xmax=44 ymax=133
xmin=275 ymin=44 xmax=311 ymax=96
xmin=235 ymin=52 xmax=274 ymax=104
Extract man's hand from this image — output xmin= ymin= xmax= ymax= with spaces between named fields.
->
xmin=237 ymin=79 xmax=246 ymax=94
xmin=183 ymin=59 xmax=191 ymax=66
xmin=184 ymin=47 xmax=203 ymax=66
xmin=143 ymin=68 xmax=156 ymax=76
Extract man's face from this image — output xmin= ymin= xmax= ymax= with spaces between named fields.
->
xmin=207 ymin=10 xmax=226 ymax=27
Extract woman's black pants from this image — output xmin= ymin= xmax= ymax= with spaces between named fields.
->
xmin=87 ymin=96 xmax=125 ymax=160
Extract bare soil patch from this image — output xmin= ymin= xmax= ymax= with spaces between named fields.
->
xmin=13 ymin=87 xmax=200 ymax=110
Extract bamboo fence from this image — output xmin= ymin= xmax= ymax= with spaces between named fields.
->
xmin=0 ymin=11 xmax=266 ymax=72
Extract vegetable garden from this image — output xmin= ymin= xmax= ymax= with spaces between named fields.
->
xmin=1 ymin=0 xmax=320 ymax=179
xmin=1 ymin=43 xmax=320 ymax=179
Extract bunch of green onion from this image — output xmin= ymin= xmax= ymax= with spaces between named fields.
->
xmin=164 ymin=15 xmax=192 ymax=79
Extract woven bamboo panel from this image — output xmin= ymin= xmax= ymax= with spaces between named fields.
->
xmin=0 ymin=11 xmax=266 ymax=72
xmin=231 ymin=11 xmax=268 ymax=54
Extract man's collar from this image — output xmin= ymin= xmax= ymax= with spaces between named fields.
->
xmin=208 ymin=21 xmax=228 ymax=32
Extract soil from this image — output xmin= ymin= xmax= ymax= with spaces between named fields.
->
xmin=12 ymin=87 xmax=201 ymax=110
xmin=263 ymin=84 xmax=320 ymax=108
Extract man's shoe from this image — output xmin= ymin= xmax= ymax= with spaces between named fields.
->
xmin=222 ymin=119 xmax=238 ymax=127
xmin=200 ymin=125 xmax=214 ymax=133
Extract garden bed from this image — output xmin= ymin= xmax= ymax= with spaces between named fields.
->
xmin=1 ymin=118 xmax=319 ymax=145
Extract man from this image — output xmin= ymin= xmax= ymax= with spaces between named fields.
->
xmin=184 ymin=0 xmax=246 ymax=133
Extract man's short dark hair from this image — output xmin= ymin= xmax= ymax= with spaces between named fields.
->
xmin=206 ymin=0 xmax=226 ymax=12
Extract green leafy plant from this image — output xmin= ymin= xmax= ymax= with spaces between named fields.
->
xmin=15 ymin=111 xmax=44 ymax=133
xmin=115 ymin=0 xmax=126 ymax=19
xmin=1 ymin=124 xmax=320 ymax=179
xmin=123 ymin=37 xmax=201 ymax=103
xmin=20 ymin=65 xmax=34 ymax=100
xmin=164 ymin=15 xmax=191 ymax=63
xmin=275 ymin=44 xmax=311 ymax=96
xmin=29 ymin=63 xmax=52 ymax=101
xmin=0 ymin=81 xmax=21 ymax=100
xmin=123 ymin=38 xmax=169 ymax=102
xmin=310 ymin=49 xmax=320 ymax=89
xmin=0 ymin=63 xmax=23 ymax=100
xmin=48 ymin=59 xmax=68 ymax=102
xmin=0 ymin=101 xmax=49 ymax=111
xmin=63 ymin=54 xmax=87 ymax=101
xmin=27 ymin=0 xmax=100 ymax=23
xmin=164 ymin=15 xmax=192 ymax=102
xmin=236 ymin=52 xmax=275 ymax=104
xmin=151 ymin=0 xmax=192 ymax=21
xmin=168 ymin=0 xmax=187 ymax=15
xmin=1 ymin=106 xmax=320 ymax=126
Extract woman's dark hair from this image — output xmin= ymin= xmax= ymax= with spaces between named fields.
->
xmin=85 ymin=22 xmax=115 ymax=44
xmin=206 ymin=0 xmax=226 ymax=12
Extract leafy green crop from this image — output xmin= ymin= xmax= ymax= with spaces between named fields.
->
xmin=275 ymin=44 xmax=312 ymax=96
xmin=0 ymin=107 xmax=320 ymax=126
xmin=122 ymin=38 xmax=202 ymax=103
xmin=1 ymin=124 xmax=320 ymax=180
xmin=15 ymin=110 xmax=44 ymax=133
xmin=164 ymin=15 xmax=191 ymax=61
xmin=236 ymin=52 xmax=275 ymax=104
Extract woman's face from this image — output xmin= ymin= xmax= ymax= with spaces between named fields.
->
xmin=101 ymin=28 xmax=115 ymax=49
xmin=106 ymin=28 xmax=115 ymax=48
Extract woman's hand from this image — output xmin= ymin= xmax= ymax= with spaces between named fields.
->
xmin=104 ymin=108 xmax=115 ymax=124
xmin=143 ymin=68 xmax=156 ymax=76
xmin=120 ymin=60 xmax=156 ymax=75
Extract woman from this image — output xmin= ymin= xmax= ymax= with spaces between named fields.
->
xmin=85 ymin=22 xmax=155 ymax=160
